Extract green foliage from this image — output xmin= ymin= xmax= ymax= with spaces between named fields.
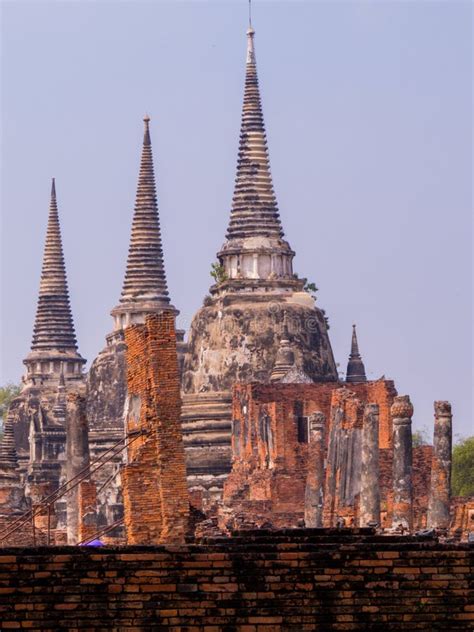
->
xmin=304 ymin=281 xmax=319 ymax=295
xmin=210 ymin=262 xmax=227 ymax=284
xmin=0 ymin=383 xmax=21 ymax=422
xmin=412 ymin=426 xmax=431 ymax=447
xmin=452 ymin=436 xmax=474 ymax=497
xmin=0 ymin=383 xmax=21 ymax=442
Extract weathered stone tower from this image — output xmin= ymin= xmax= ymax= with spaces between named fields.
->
xmin=86 ymin=116 xmax=180 ymax=527
xmin=182 ymin=26 xmax=338 ymax=499
xmin=6 ymin=180 xmax=86 ymax=510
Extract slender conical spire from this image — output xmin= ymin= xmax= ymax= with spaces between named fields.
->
xmin=346 ymin=324 xmax=367 ymax=383
xmin=119 ymin=116 xmax=170 ymax=307
xmin=0 ymin=415 xmax=19 ymax=470
xmin=30 ymin=179 xmax=80 ymax=354
xmin=225 ymin=26 xmax=283 ymax=240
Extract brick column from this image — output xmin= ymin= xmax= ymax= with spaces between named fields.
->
xmin=391 ymin=395 xmax=414 ymax=531
xmin=305 ymin=412 xmax=325 ymax=527
xmin=123 ymin=313 xmax=189 ymax=545
xmin=427 ymin=401 xmax=452 ymax=530
xmin=66 ymin=393 xmax=90 ymax=544
xmin=359 ymin=403 xmax=380 ymax=527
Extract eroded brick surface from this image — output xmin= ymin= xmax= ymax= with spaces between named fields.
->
xmin=0 ymin=531 xmax=471 ymax=630
xmin=122 ymin=313 xmax=189 ymax=544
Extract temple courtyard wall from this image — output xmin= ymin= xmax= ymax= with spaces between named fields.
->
xmin=0 ymin=529 xmax=472 ymax=631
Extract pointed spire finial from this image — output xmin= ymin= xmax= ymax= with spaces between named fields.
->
xmin=26 ymin=180 xmax=85 ymax=361
xmin=113 ymin=116 xmax=172 ymax=319
xmin=346 ymin=323 xmax=367 ymax=383
xmin=225 ymin=22 xmax=283 ymax=241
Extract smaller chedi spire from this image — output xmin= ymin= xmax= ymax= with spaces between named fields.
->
xmin=0 ymin=415 xmax=19 ymax=471
xmin=346 ymin=324 xmax=367 ymax=383
xmin=271 ymin=315 xmax=312 ymax=383
xmin=112 ymin=116 xmax=174 ymax=331
xmin=270 ymin=317 xmax=295 ymax=382
xmin=24 ymin=179 xmax=85 ymax=383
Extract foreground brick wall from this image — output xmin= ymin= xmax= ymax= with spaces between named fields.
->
xmin=0 ymin=530 xmax=472 ymax=631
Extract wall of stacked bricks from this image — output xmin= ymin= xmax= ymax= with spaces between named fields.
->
xmin=0 ymin=531 xmax=472 ymax=631
xmin=122 ymin=313 xmax=189 ymax=545
xmin=225 ymin=381 xmax=433 ymax=530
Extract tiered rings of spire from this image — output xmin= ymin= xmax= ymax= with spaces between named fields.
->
xmin=217 ymin=27 xmax=296 ymax=290
xmin=30 ymin=180 xmax=79 ymax=353
xmin=111 ymin=116 xmax=173 ymax=332
xmin=24 ymin=180 xmax=85 ymax=383
xmin=227 ymin=27 xmax=283 ymax=241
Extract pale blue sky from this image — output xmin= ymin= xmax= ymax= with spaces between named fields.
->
xmin=1 ymin=1 xmax=472 ymax=437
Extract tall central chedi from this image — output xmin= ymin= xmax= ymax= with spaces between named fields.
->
xmin=182 ymin=26 xmax=337 ymax=499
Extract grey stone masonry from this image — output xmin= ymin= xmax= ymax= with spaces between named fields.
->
xmin=66 ymin=393 xmax=90 ymax=544
xmin=391 ymin=395 xmax=414 ymax=531
xmin=359 ymin=403 xmax=380 ymax=527
xmin=305 ymin=412 xmax=326 ymax=527
xmin=427 ymin=400 xmax=452 ymax=530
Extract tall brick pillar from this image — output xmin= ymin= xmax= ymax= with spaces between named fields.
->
xmin=359 ymin=403 xmax=380 ymax=527
xmin=66 ymin=393 xmax=91 ymax=544
xmin=123 ymin=313 xmax=189 ymax=545
xmin=305 ymin=412 xmax=325 ymax=527
xmin=427 ymin=401 xmax=452 ymax=530
xmin=391 ymin=395 xmax=414 ymax=531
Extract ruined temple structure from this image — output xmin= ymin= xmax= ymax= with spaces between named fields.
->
xmin=220 ymin=383 xmax=457 ymax=534
xmin=5 ymin=180 xmax=86 ymax=528
xmin=1 ymin=22 xmax=472 ymax=548
xmin=181 ymin=26 xmax=337 ymax=501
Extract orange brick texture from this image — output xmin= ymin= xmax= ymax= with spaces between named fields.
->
xmin=224 ymin=381 xmax=433 ymax=531
xmin=77 ymin=480 xmax=98 ymax=544
xmin=0 ymin=530 xmax=472 ymax=630
xmin=122 ymin=313 xmax=189 ymax=545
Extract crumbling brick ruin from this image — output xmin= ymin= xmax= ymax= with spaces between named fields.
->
xmin=0 ymin=22 xmax=472 ymax=561
xmin=121 ymin=312 xmax=189 ymax=545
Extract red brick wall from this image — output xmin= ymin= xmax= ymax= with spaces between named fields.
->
xmin=0 ymin=531 xmax=471 ymax=631
xmin=225 ymin=380 xmax=428 ymax=532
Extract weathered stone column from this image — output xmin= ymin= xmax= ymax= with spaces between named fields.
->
xmin=66 ymin=392 xmax=90 ymax=544
xmin=359 ymin=403 xmax=380 ymax=527
xmin=427 ymin=401 xmax=452 ymax=530
xmin=305 ymin=412 xmax=325 ymax=527
xmin=391 ymin=395 xmax=414 ymax=531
